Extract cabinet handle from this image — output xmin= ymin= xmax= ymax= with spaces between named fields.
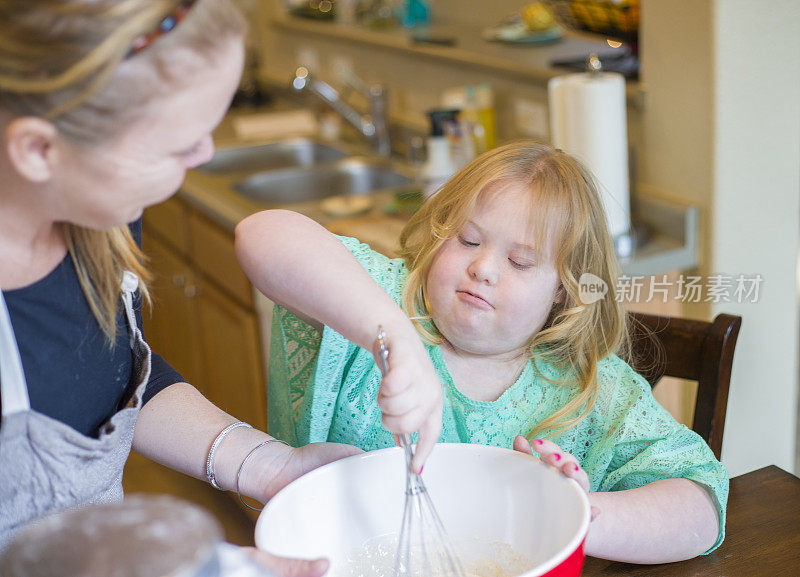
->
xmin=184 ymin=285 xmax=201 ymax=298
xmin=172 ymin=274 xmax=187 ymax=287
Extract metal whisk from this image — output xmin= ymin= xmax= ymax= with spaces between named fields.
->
xmin=374 ymin=327 xmax=466 ymax=577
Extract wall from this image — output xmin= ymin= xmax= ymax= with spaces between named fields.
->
xmin=637 ymin=0 xmax=713 ymax=226
xmin=710 ymin=0 xmax=800 ymax=476
xmin=640 ymin=0 xmax=800 ymax=476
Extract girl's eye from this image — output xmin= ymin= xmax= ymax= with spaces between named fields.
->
xmin=458 ymin=235 xmax=479 ymax=247
xmin=509 ymin=259 xmax=534 ymax=270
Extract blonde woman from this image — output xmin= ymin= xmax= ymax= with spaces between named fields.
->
xmin=0 ymin=1 xmax=361 ymax=572
xmin=236 ymin=141 xmax=729 ymax=564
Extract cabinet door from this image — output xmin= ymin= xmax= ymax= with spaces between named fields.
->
xmin=143 ymin=197 xmax=191 ymax=258
xmin=196 ymin=279 xmax=268 ymax=432
xmin=142 ymin=237 xmax=206 ymax=392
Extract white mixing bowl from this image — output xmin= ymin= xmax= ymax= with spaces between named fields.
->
xmin=255 ymin=443 xmax=590 ymax=577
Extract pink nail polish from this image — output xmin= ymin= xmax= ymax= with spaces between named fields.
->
xmin=419 ymin=465 xmax=424 ymax=474
xmin=574 ymin=464 xmax=580 ymax=471
xmin=553 ymin=454 xmax=561 ymax=461
xmin=534 ymin=439 xmax=544 ymax=445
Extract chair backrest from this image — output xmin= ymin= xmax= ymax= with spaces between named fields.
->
xmin=627 ymin=311 xmax=742 ymax=460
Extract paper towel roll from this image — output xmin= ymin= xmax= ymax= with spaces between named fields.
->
xmin=548 ymin=72 xmax=630 ymax=238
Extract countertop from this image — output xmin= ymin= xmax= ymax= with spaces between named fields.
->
xmin=180 ymin=164 xmax=410 ymax=257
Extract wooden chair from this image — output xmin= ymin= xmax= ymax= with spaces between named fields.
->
xmin=627 ymin=311 xmax=742 ymax=460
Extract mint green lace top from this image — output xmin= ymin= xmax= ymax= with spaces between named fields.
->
xmin=268 ymin=236 xmax=729 ymax=552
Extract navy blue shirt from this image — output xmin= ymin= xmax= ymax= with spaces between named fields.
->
xmin=1 ymin=220 xmax=182 ymax=437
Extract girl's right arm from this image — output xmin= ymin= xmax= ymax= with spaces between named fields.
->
xmin=235 ymin=209 xmax=442 ymax=472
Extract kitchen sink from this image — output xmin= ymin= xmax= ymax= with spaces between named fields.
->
xmin=198 ymin=138 xmax=348 ymax=174
xmin=233 ymin=157 xmax=413 ymax=204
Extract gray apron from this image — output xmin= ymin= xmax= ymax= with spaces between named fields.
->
xmin=0 ymin=271 xmax=152 ymax=554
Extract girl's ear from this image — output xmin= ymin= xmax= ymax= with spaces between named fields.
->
xmin=5 ymin=117 xmax=59 ymax=183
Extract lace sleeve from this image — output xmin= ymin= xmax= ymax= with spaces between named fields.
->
xmin=334 ymin=235 xmax=407 ymax=303
xmin=590 ymin=358 xmax=729 ymax=552
xmin=267 ymin=306 xmax=323 ymax=445
xmin=267 ymin=235 xmax=407 ymax=445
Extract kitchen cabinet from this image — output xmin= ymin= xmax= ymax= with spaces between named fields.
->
xmin=194 ymin=276 xmax=266 ymax=432
xmin=142 ymin=235 xmax=205 ymax=391
xmin=125 ymin=219 xmax=264 ymax=538
xmin=136 ymin=195 xmax=268 ymax=522
xmin=142 ymin=196 xmax=268 ymax=433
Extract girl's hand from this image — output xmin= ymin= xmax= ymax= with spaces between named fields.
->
xmin=513 ymin=435 xmax=590 ymax=493
xmin=374 ymin=331 xmax=443 ymax=474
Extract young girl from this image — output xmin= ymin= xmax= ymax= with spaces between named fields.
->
xmin=236 ymin=141 xmax=728 ymax=564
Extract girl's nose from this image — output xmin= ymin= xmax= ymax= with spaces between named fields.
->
xmin=468 ymin=252 xmax=498 ymax=285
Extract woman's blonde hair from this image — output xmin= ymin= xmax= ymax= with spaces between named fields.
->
xmin=400 ymin=140 xmax=629 ymax=438
xmin=0 ymin=0 xmax=245 ymax=341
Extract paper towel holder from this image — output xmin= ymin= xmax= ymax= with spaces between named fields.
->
xmin=586 ymin=53 xmax=602 ymax=74
xmin=584 ymin=52 xmax=650 ymax=260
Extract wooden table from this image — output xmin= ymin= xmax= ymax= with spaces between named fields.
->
xmin=582 ymin=465 xmax=800 ymax=576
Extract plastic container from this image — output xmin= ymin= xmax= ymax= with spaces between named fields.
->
xmin=476 ymin=83 xmax=498 ymax=149
xmin=442 ymin=84 xmax=496 ymax=156
xmin=421 ymin=109 xmax=459 ymax=198
xmin=402 ymin=0 xmax=430 ymax=27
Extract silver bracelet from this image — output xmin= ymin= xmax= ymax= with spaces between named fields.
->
xmin=206 ymin=421 xmax=253 ymax=490
xmin=235 ymin=438 xmax=290 ymax=512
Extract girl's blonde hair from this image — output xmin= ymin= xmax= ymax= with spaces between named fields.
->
xmin=0 ymin=0 xmax=245 ymax=341
xmin=400 ymin=140 xmax=629 ymax=438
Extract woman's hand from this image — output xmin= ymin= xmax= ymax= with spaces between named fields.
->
xmin=513 ymin=435 xmax=590 ymax=493
xmin=244 ymin=547 xmax=330 ymax=577
xmin=373 ymin=329 xmax=443 ymax=475
xmin=243 ymin=441 xmax=364 ymax=504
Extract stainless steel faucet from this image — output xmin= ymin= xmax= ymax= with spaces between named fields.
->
xmin=292 ymin=66 xmax=391 ymax=156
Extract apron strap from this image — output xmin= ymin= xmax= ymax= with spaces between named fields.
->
xmin=120 ymin=271 xmax=139 ymax=349
xmin=0 ymin=290 xmax=31 ymax=416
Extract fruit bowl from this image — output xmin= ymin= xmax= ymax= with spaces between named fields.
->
xmin=543 ymin=0 xmax=639 ymax=45
xmin=255 ymin=444 xmax=590 ymax=577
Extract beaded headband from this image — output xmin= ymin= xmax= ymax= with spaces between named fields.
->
xmin=127 ymin=0 xmax=197 ymax=57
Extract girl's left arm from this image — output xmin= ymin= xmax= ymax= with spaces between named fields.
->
xmin=516 ymin=436 xmax=720 ymax=563
xmin=585 ymin=477 xmax=720 ymax=563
